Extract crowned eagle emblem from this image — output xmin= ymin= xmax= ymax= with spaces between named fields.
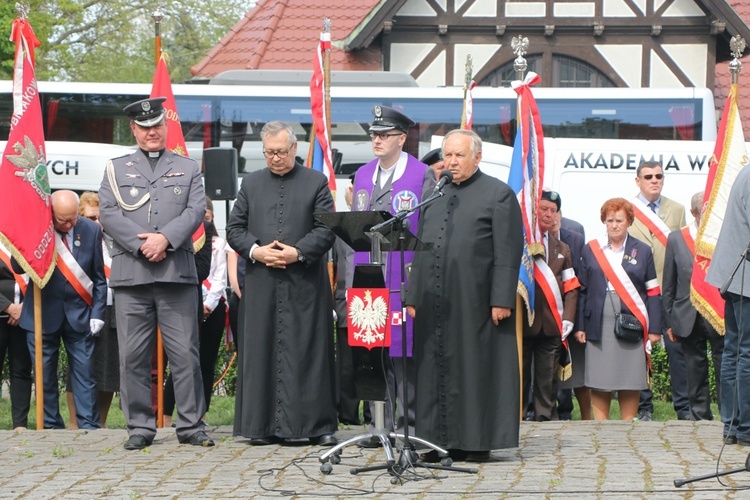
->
xmin=349 ymin=290 xmax=388 ymax=345
xmin=8 ymin=136 xmax=51 ymax=206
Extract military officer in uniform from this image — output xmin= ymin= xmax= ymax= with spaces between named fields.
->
xmin=352 ymin=105 xmax=434 ymax=444
xmin=99 ymin=97 xmax=212 ymax=450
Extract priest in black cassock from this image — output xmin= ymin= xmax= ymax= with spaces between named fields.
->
xmin=406 ymin=129 xmax=523 ymax=463
xmin=226 ymin=121 xmax=338 ymax=446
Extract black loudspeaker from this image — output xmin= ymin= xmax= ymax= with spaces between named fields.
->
xmin=203 ymin=147 xmax=238 ymax=200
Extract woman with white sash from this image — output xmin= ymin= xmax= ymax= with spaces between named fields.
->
xmin=575 ymin=198 xmax=662 ymax=421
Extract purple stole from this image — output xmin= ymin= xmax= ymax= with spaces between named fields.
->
xmin=353 ymin=154 xmax=429 ymax=357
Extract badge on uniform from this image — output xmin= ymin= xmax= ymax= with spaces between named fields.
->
xmin=130 ymin=187 xmax=139 ymax=197
xmin=356 ymin=190 xmax=370 ymax=211
xmin=392 ymin=190 xmax=418 ymax=212
xmin=174 ymin=186 xmax=182 ymax=195
xmin=125 ymin=161 xmax=134 ymax=168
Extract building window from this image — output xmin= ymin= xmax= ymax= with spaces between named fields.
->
xmin=481 ymin=55 xmax=613 ymax=88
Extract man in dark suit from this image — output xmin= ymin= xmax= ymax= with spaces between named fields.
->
xmin=554 ymin=209 xmax=591 ymax=420
xmin=523 ymin=190 xmax=579 ymax=421
xmin=18 ymin=190 xmax=107 ymax=429
xmin=663 ymin=192 xmax=723 ymax=420
xmin=628 ymin=160 xmax=689 ymax=421
xmin=99 ymin=97 xmax=211 ymax=450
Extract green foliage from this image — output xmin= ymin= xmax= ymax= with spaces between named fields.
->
xmin=0 ymin=1 xmax=248 ymax=83
xmin=650 ymin=342 xmax=672 ymax=402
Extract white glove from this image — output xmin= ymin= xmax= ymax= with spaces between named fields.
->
xmin=561 ymin=320 xmax=574 ymax=341
xmin=332 ymin=309 xmax=338 ymax=322
xmin=645 ymin=339 xmax=653 ymax=355
xmin=90 ymin=318 xmax=105 ymax=336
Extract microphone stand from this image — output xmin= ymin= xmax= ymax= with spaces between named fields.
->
xmin=359 ymin=183 xmax=477 ymax=478
xmin=674 ymin=241 xmax=750 ymax=488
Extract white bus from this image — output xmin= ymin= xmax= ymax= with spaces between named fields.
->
xmin=0 ymin=73 xmax=719 ymax=230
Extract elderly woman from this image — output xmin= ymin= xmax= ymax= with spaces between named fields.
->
xmin=574 ymin=198 xmax=662 ymax=421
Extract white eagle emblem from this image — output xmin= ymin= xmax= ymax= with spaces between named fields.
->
xmin=349 ymin=290 xmax=388 ymax=345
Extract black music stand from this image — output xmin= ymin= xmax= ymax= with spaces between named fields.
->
xmin=315 ymin=210 xmax=476 ymax=478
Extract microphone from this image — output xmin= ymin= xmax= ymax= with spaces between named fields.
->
xmin=433 ymin=170 xmax=453 ymax=194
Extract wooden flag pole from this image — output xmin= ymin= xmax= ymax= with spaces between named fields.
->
xmin=34 ymin=284 xmax=43 ymax=429
xmin=513 ymin=36 xmax=529 ymax=419
xmin=152 ymin=6 xmax=165 ymax=429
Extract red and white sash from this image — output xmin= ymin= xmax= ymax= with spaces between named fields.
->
xmin=632 ymin=198 xmax=671 ymax=247
xmin=681 ymin=226 xmax=695 ymax=257
xmin=55 ymin=233 xmax=93 ymax=307
xmin=102 ymin=239 xmax=111 ymax=280
xmin=588 ymin=239 xmax=651 ymax=339
xmin=534 ymin=257 xmax=564 ymax=335
xmin=0 ymin=242 xmax=28 ymax=296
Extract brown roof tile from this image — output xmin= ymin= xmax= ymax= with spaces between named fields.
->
xmin=191 ymin=0 xmax=383 ymax=79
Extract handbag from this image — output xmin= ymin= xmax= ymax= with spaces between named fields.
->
xmin=608 ymin=291 xmax=643 ymax=342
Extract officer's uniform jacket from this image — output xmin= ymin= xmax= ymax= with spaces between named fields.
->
xmin=98 ymin=149 xmax=206 ymax=287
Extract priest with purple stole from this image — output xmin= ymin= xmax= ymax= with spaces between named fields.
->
xmin=352 ymin=105 xmax=434 ymax=445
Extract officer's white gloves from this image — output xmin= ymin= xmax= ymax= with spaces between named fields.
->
xmin=90 ymin=319 xmax=105 ymax=336
xmin=561 ymin=320 xmax=574 ymax=341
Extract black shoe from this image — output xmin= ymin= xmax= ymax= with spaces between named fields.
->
xmin=725 ymin=435 xmax=738 ymax=445
xmin=179 ymin=431 xmax=215 ymax=447
xmin=249 ymin=436 xmax=277 ymax=446
xmin=124 ymin=434 xmax=152 ymax=450
xmin=418 ymin=449 xmax=444 ymax=463
xmin=466 ymin=451 xmax=491 ymax=463
xmin=637 ymin=411 xmax=652 ymax=422
xmin=311 ymin=434 xmax=338 ymax=447
xmin=357 ymin=436 xmax=382 ymax=448
xmin=738 ymin=438 xmax=750 ymax=447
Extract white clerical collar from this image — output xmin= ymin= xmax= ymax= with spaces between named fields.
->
xmin=372 ymin=151 xmax=408 ymax=185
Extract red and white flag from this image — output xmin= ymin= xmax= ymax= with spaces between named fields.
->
xmin=150 ymin=54 xmax=205 ymax=251
xmin=0 ymin=16 xmax=55 ymax=288
xmin=308 ymin=31 xmax=337 ymax=194
xmin=691 ymin=84 xmax=746 ymax=334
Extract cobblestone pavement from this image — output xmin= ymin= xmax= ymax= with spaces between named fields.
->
xmin=1 ymin=420 xmax=749 ymax=498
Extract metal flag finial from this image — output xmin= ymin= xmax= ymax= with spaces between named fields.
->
xmin=15 ymin=2 xmax=30 ymax=19
xmin=512 ymin=35 xmax=529 ymax=80
xmin=152 ymin=5 xmax=165 ymax=24
xmin=464 ymin=54 xmax=473 ymax=88
xmin=323 ymin=17 xmax=331 ymax=34
xmin=730 ymin=35 xmax=746 ymax=84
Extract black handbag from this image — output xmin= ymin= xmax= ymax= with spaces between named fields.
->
xmin=608 ymin=291 xmax=644 ymax=342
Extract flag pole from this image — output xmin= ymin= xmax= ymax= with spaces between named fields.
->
xmin=34 ymin=284 xmax=43 ymax=429
xmin=16 ymin=1 xmax=44 ymax=432
xmin=460 ymin=55 xmax=473 ymax=129
xmin=323 ymin=18 xmax=332 ymax=148
xmin=152 ymin=5 xmax=166 ymax=430
xmin=513 ymin=36 xmax=529 ymax=420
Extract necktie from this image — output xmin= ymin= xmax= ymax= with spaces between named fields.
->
xmin=648 ymin=202 xmax=657 ymax=213
xmin=58 ymin=231 xmax=70 ymax=250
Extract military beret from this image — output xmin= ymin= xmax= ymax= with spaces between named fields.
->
xmin=124 ymin=97 xmax=167 ymax=127
xmin=369 ymin=105 xmax=415 ymax=133
xmin=541 ymin=190 xmax=561 ymax=211
xmin=420 ymin=148 xmax=442 ymax=167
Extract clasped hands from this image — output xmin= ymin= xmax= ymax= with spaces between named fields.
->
xmin=254 ymin=240 xmax=298 ymax=269
xmin=138 ymin=233 xmax=169 ymax=262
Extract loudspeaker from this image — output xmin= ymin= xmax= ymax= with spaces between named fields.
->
xmin=203 ymin=147 xmax=238 ymax=200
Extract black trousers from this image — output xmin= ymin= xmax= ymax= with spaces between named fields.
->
xmin=682 ymin=316 xmax=724 ymax=420
xmin=0 ymin=321 xmax=32 ymax=428
xmin=523 ymin=334 xmax=562 ymax=421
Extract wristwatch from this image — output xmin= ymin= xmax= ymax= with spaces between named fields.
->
xmin=296 ymin=247 xmax=305 ymax=263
